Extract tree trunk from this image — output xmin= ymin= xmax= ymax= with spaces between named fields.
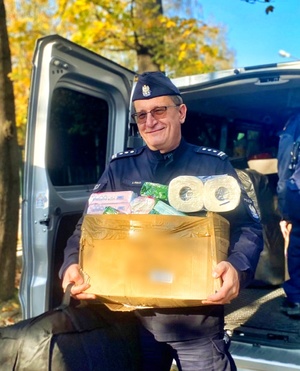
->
xmin=135 ymin=0 xmax=164 ymax=73
xmin=0 ymin=0 xmax=20 ymax=300
xmin=137 ymin=53 xmax=159 ymax=73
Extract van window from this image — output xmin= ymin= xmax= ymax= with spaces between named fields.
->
xmin=47 ymin=88 xmax=108 ymax=186
xmin=183 ymin=112 xmax=279 ymax=171
xmin=182 ymin=113 xmax=222 ymax=149
xmin=232 ymin=130 xmax=259 ymax=158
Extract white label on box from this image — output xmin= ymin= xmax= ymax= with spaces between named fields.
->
xmin=150 ymin=270 xmax=173 ymax=284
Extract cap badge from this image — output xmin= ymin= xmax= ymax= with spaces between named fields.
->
xmin=142 ymin=84 xmax=151 ymax=97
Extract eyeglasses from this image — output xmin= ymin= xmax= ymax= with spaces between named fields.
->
xmin=131 ymin=105 xmax=180 ymax=125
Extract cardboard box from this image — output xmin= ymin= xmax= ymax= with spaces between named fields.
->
xmin=80 ymin=212 xmax=229 ymax=310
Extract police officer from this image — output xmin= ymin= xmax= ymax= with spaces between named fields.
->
xmin=277 ymin=114 xmax=300 ymax=317
xmin=60 ymin=72 xmax=263 ymax=370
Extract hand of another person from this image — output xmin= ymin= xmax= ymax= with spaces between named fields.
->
xmin=202 ymin=261 xmax=240 ymax=305
xmin=279 ymin=220 xmax=292 ymax=241
xmin=62 ymin=263 xmax=96 ymax=300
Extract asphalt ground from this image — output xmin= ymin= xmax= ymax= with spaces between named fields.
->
xmin=225 ymin=286 xmax=300 ymax=349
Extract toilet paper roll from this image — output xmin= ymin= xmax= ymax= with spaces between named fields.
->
xmin=203 ymin=175 xmax=241 ymax=212
xmin=168 ymin=176 xmax=204 ymax=212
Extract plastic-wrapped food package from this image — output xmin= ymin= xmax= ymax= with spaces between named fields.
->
xmin=140 ymin=182 xmax=168 ymax=202
xmin=87 ymin=191 xmax=136 ymax=214
xmin=130 ymin=196 xmax=156 ymax=214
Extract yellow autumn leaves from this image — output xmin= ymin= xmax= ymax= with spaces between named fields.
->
xmin=5 ymin=0 xmax=234 ymax=146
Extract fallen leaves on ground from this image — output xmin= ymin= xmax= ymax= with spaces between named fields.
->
xmin=0 ymin=291 xmax=22 ymax=327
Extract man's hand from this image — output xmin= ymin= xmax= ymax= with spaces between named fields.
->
xmin=202 ymin=261 xmax=240 ymax=305
xmin=62 ymin=264 xmax=96 ymax=300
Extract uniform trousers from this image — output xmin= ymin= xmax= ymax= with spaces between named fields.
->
xmin=284 ymin=222 xmax=300 ymax=302
xmin=138 ymin=324 xmax=237 ymax=371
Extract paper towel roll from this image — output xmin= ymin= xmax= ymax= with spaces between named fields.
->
xmin=203 ymin=175 xmax=241 ymax=212
xmin=168 ymin=176 xmax=204 ymax=212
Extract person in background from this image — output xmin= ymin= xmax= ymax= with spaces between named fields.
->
xmin=60 ymin=71 xmax=263 ymax=370
xmin=277 ymin=114 xmax=300 ymax=317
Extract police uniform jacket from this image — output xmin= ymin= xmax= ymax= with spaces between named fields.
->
xmin=60 ymin=138 xmax=263 ymax=342
xmin=277 ymin=113 xmax=300 ymax=220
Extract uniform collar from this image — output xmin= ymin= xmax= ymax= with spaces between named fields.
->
xmin=146 ymin=138 xmax=188 ymax=162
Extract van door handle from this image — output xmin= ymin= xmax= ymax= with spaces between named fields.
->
xmin=39 ymin=217 xmax=50 ymax=227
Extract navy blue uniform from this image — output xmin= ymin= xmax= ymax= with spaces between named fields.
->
xmin=277 ymin=115 xmax=300 ymax=305
xmin=277 ymin=114 xmax=300 ymax=220
xmin=60 ymin=139 xmax=263 ymax=370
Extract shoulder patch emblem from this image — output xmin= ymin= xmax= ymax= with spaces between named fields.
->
xmin=196 ymin=146 xmax=228 ymax=160
xmin=92 ymin=184 xmax=101 ymax=191
xmin=242 ymin=195 xmax=261 ymax=222
xmin=111 ymin=147 xmax=145 ymax=161
xmin=92 ymin=182 xmax=107 ymax=192
xmin=248 ymin=203 xmax=260 ymax=221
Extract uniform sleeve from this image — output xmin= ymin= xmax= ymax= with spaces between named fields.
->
xmin=277 ymin=131 xmax=293 ymax=219
xmin=58 ymin=166 xmax=114 ymax=279
xmin=277 ymin=114 xmax=300 ymax=219
xmin=222 ymin=195 xmax=263 ymax=289
xmin=58 ymin=214 xmax=85 ymax=278
xmin=212 ymin=157 xmax=263 ymax=289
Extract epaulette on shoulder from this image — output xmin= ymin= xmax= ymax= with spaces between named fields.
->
xmin=195 ymin=146 xmax=228 ymax=160
xmin=111 ymin=147 xmax=145 ymax=161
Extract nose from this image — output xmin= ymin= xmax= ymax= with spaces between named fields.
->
xmin=145 ymin=111 xmax=157 ymax=126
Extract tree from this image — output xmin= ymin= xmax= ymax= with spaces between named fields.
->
xmin=0 ymin=0 xmax=20 ymax=300
xmin=57 ymin=0 xmax=234 ymax=76
xmin=5 ymin=0 xmax=58 ymax=146
xmin=6 ymin=0 xmax=234 ymax=146
xmin=134 ymin=0 xmax=164 ymax=72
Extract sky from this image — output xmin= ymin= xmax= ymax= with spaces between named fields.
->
xmin=197 ymin=0 xmax=300 ymax=68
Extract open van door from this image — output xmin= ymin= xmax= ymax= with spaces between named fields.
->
xmin=20 ymin=35 xmax=135 ymax=318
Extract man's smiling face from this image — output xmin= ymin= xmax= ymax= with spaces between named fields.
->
xmin=133 ymin=96 xmax=187 ymax=153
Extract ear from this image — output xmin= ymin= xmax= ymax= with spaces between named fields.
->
xmin=179 ymin=104 xmax=187 ymax=124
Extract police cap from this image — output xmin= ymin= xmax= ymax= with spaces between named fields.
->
xmin=132 ymin=71 xmax=181 ymax=101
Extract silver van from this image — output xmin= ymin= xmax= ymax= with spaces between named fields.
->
xmin=20 ymin=34 xmax=300 ymax=370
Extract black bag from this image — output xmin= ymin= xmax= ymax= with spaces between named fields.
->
xmin=236 ymin=168 xmax=285 ymax=286
xmin=0 ymin=284 xmax=141 ymax=370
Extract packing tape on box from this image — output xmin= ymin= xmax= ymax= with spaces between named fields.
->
xmin=168 ymin=176 xmax=205 ymax=212
xmin=203 ymin=175 xmax=241 ymax=212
